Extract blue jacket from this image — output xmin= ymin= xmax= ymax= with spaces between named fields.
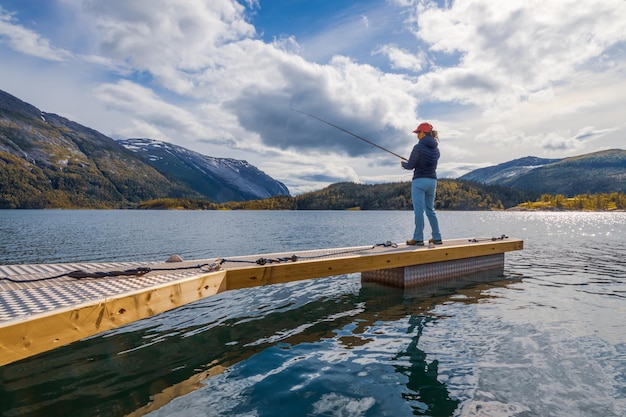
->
xmin=402 ymin=136 xmax=440 ymax=179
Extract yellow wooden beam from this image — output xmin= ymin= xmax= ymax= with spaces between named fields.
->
xmin=224 ymin=239 xmax=523 ymax=290
xmin=0 ymin=270 xmax=227 ymax=367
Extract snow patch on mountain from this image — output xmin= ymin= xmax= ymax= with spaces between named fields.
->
xmin=118 ymin=138 xmax=290 ymax=202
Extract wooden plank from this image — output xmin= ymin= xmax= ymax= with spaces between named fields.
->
xmin=0 ymin=270 xmax=227 ymax=367
xmin=224 ymin=239 xmax=523 ymax=290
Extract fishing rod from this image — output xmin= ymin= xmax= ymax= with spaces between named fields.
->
xmin=292 ymin=108 xmax=407 ymax=161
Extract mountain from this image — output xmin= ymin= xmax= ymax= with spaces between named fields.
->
xmin=458 ymin=156 xmax=563 ymax=184
xmin=459 ymin=150 xmax=626 ymax=196
xmin=0 ymin=89 xmax=289 ymax=208
xmin=118 ymin=138 xmax=289 ymax=203
xmin=0 ymin=91 xmax=197 ymax=208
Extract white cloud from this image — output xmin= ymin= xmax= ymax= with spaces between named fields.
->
xmin=373 ymin=44 xmax=425 ymax=72
xmin=0 ymin=7 xmax=72 ymax=61
xmin=361 ymin=15 xmax=370 ymax=29
xmin=114 ymin=119 xmax=165 ymax=140
xmin=412 ymin=0 xmax=626 ymax=109
xmin=550 ymin=100 xmax=596 ymax=117
xmin=258 ymin=151 xmax=363 ymax=195
xmin=93 ymin=80 xmax=210 ymax=140
xmin=78 ymin=0 xmax=256 ymax=95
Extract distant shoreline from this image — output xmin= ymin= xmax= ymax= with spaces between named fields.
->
xmin=1 ymin=207 xmax=625 ymax=212
xmin=507 ymin=207 xmax=626 ymax=212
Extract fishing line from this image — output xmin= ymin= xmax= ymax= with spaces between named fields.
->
xmin=292 ymin=108 xmax=407 ymax=161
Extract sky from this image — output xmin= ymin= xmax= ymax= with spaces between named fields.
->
xmin=0 ymin=0 xmax=624 ymax=194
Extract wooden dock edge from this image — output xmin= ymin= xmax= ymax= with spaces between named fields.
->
xmin=223 ymin=239 xmax=523 ymax=290
xmin=0 ymin=238 xmax=523 ymax=366
xmin=0 ymin=270 xmax=228 ymax=367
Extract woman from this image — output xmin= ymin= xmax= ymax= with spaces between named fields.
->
xmin=401 ymin=122 xmax=442 ymax=246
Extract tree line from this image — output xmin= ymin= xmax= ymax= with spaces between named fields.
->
xmin=137 ymin=180 xmax=541 ymax=211
xmin=515 ymin=193 xmax=626 ymax=211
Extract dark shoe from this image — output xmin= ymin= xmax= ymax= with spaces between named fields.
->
xmin=406 ymin=239 xmax=424 ymax=246
xmin=429 ymin=239 xmax=443 ymax=245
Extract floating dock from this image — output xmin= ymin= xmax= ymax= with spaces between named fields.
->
xmin=0 ymin=237 xmax=522 ymax=366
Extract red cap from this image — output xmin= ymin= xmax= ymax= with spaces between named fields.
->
xmin=413 ymin=122 xmax=433 ymax=133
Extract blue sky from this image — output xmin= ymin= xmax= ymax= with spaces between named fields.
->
xmin=1 ymin=0 xmax=625 ymax=194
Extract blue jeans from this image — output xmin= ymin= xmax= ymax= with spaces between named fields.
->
xmin=411 ymin=178 xmax=442 ymax=241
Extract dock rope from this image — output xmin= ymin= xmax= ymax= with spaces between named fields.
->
xmin=218 ymin=241 xmax=398 ymax=266
xmin=468 ymin=235 xmax=508 ymax=243
xmin=0 ymin=262 xmax=222 ymax=284
xmin=0 ymin=241 xmax=399 ymax=284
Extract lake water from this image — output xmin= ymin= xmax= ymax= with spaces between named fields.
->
xmin=0 ymin=210 xmax=625 ymax=417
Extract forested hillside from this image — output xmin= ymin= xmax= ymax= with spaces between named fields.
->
xmin=291 ymin=180 xmax=534 ymax=210
xmin=138 ymin=180 xmax=540 ymax=210
xmin=460 ymin=149 xmax=626 ymax=196
xmin=512 ymin=192 xmax=626 ymax=211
